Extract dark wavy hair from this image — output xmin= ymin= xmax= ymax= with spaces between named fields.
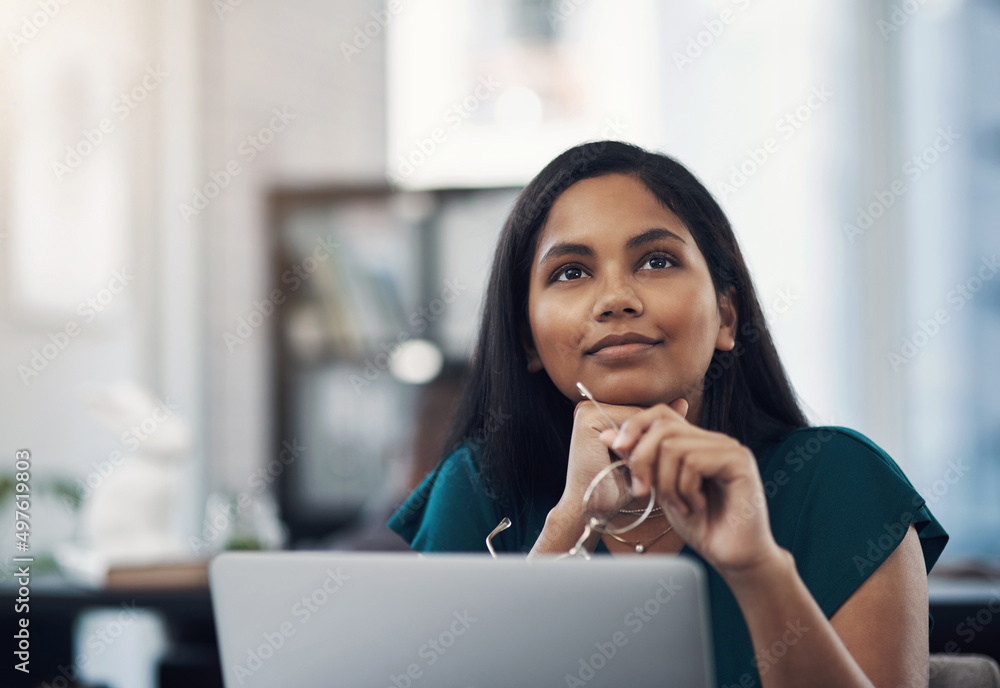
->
xmin=440 ymin=140 xmax=808 ymax=516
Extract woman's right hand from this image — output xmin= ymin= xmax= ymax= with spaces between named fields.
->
xmin=530 ymin=395 xmax=690 ymax=558
xmin=555 ymin=399 xmax=644 ymax=525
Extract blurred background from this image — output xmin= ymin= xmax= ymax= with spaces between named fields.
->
xmin=1 ymin=0 xmax=999 ymax=686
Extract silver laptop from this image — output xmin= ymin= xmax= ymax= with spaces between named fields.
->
xmin=210 ymin=551 xmax=715 ymax=687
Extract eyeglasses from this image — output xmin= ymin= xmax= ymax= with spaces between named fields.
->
xmin=487 ymin=382 xmax=658 ymax=559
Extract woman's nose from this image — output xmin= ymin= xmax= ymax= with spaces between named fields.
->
xmin=593 ymin=275 xmax=643 ymax=319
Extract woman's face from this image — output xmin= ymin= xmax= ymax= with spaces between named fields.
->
xmin=521 ymin=173 xmax=737 ymax=423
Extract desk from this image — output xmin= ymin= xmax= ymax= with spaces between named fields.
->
xmin=0 ymin=575 xmax=221 ymax=688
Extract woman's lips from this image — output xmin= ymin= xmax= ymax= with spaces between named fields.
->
xmin=588 ymin=342 xmax=660 ymax=360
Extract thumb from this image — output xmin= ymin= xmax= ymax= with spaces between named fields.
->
xmin=669 ymin=397 xmax=689 ymax=419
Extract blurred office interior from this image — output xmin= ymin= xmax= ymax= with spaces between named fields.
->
xmin=1 ymin=0 xmax=999 ymax=686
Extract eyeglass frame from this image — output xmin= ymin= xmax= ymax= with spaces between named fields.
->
xmin=486 ymin=465 xmax=658 ymax=559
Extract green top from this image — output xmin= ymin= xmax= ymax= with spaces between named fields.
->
xmin=387 ymin=426 xmax=949 ymax=687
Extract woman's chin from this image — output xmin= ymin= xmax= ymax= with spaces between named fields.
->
xmin=568 ymin=384 xmax=668 ymax=408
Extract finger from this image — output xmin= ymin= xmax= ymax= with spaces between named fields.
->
xmin=598 ymin=428 xmax=633 ymax=466
xmin=609 ymin=407 xmax=657 ymax=454
xmin=676 ymin=444 xmax=751 ymax=484
xmin=624 ymin=418 xmax=679 ymax=495
xmin=598 ymin=429 xmax=616 ymax=445
xmin=655 ymin=437 xmax=718 ymax=514
xmin=677 ymin=456 xmax=706 ymax=513
xmin=612 ymin=404 xmax=687 ymax=455
xmin=654 ymin=438 xmax=685 ymax=513
xmin=668 ymin=397 xmax=689 ymax=419
xmin=627 ymin=424 xmax=709 ymax=497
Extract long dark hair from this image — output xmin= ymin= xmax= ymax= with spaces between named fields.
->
xmin=440 ymin=140 xmax=808 ymax=514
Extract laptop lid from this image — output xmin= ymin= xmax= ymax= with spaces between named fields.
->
xmin=210 ymin=551 xmax=715 ymax=688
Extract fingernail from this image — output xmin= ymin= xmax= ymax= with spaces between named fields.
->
xmin=612 ymin=433 xmax=625 ymax=450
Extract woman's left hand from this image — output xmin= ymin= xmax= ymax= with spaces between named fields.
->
xmin=598 ymin=400 xmax=784 ymax=578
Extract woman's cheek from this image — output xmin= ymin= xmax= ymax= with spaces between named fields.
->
xmin=533 ymin=301 xmax=575 ymax=352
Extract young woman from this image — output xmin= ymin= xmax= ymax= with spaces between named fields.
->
xmin=387 ymin=140 xmax=948 ymax=688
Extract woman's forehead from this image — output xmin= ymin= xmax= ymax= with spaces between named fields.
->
xmin=534 ymin=175 xmax=693 ymax=262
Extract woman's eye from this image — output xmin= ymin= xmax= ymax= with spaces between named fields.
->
xmin=552 ymin=253 xmax=676 ymax=282
xmin=553 ymin=265 xmax=588 ymax=282
xmin=640 ymin=252 xmax=676 ymax=271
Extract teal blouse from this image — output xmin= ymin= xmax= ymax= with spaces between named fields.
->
xmin=387 ymin=426 xmax=949 ymax=687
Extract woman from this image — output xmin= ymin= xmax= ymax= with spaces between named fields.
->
xmin=387 ymin=140 xmax=948 ymax=687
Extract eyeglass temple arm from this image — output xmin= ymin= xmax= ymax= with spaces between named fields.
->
xmin=558 ymin=520 xmax=596 ymax=560
xmin=576 ymin=382 xmax=620 ymax=433
xmin=486 ymin=517 xmax=512 ymax=559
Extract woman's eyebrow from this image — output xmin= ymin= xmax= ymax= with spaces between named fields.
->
xmin=538 ymin=227 xmax=686 ymax=267
xmin=625 ymin=227 xmax=686 ymax=250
